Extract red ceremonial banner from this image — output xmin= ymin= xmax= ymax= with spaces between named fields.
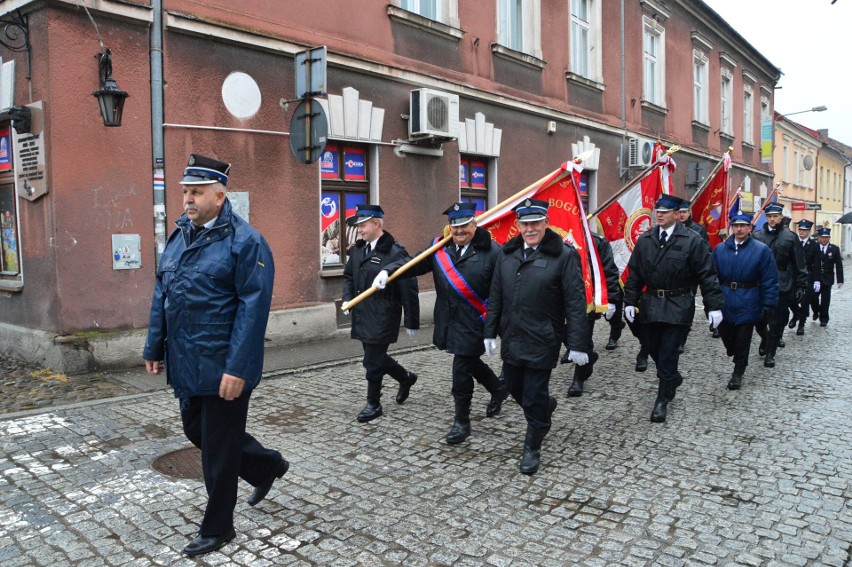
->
xmin=594 ymin=168 xmax=663 ymax=286
xmin=690 ymin=155 xmax=731 ymax=249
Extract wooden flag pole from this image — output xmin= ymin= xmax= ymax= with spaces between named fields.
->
xmin=587 ymin=145 xmax=681 ymax=219
xmin=340 ymin=167 xmax=564 ymax=312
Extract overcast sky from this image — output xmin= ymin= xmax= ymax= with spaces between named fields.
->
xmin=702 ymin=0 xmax=852 ymax=145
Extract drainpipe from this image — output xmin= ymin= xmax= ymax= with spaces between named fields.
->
xmin=619 ymin=0 xmax=627 ymax=180
xmin=151 ymin=0 xmax=166 ymax=264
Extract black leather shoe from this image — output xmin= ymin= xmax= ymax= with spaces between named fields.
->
xmin=182 ymin=529 xmax=236 ymax=557
xmin=357 ymin=402 xmax=383 ymax=422
xmin=796 ymin=326 xmax=805 ymax=336
xmin=567 ymin=377 xmax=584 ymax=397
xmin=787 ymin=317 xmax=797 ymax=329
xmin=650 ymin=397 xmax=667 ymax=423
xmin=247 ymin=458 xmax=290 ymax=506
xmin=711 ymin=328 xmax=720 ymax=339
xmin=764 ymin=354 xmax=775 ymax=368
xmin=812 ymin=312 xmax=819 ymax=321
xmin=396 ymin=372 xmax=417 ymax=404
xmin=778 ymin=339 xmax=785 ymax=348
xmin=677 ymin=343 xmax=685 ymax=354
xmin=549 ymin=396 xmax=558 ymax=417
xmin=727 ymin=372 xmax=743 ymax=390
xmin=758 ymin=341 xmax=766 ymax=357
xmin=820 ymin=322 xmax=828 ymax=327
xmin=635 ymin=355 xmax=648 ymax=372
xmin=605 ymin=338 xmax=618 ymax=350
xmin=445 ymin=421 xmax=471 ymax=444
xmin=486 ymin=384 xmax=509 ymax=417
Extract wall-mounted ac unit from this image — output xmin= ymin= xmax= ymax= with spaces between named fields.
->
xmin=628 ymin=136 xmax=656 ymax=167
xmin=409 ymin=88 xmax=460 ymax=140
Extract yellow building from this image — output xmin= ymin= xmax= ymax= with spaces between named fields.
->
xmin=773 ymin=113 xmax=819 ymax=225
xmin=815 ymin=135 xmax=848 ymax=241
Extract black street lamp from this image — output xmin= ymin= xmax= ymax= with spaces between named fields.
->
xmin=92 ymin=49 xmax=129 ymax=127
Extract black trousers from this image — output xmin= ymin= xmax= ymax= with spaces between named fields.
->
xmin=361 ymin=342 xmax=408 ymax=402
xmin=717 ymin=321 xmax=754 ymax=373
xmin=811 ymin=283 xmax=833 ymax=324
xmin=608 ymin=302 xmax=625 ymax=341
xmin=639 ymin=322 xmax=687 ymax=382
xmin=451 ymin=354 xmax=501 ymax=408
xmin=755 ymin=291 xmax=793 ymax=354
xmin=791 ymin=284 xmax=812 ymax=324
xmin=180 ymin=393 xmax=282 ymax=537
xmin=501 ymin=363 xmax=553 ymax=431
xmin=574 ymin=317 xmax=597 ymax=380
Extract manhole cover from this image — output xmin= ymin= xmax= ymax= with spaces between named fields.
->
xmin=152 ymin=447 xmax=203 ymax=479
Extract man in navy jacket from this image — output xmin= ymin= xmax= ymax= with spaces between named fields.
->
xmin=712 ymin=212 xmax=779 ymax=390
xmin=144 ymin=154 xmax=287 ymax=557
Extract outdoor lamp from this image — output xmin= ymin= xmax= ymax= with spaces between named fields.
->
xmin=92 ymin=49 xmax=128 ymax=127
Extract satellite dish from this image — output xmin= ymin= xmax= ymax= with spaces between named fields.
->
xmin=803 ymin=155 xmax=814 ymax=171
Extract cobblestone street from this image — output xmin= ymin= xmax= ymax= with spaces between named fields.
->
xmin=1 ymin=291 xmax=850 ymax=566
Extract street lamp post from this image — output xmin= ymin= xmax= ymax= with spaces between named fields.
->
xmin=779 ymin=105 xmax=827 ymax=118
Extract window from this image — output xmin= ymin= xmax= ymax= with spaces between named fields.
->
xmin=459 ymin=156 xmax=490 ymax=214
xmin=720 ymin=70 xmax=733 ymax=136
xmin=400 ymin=0 xmax=439 ymax=20
xmin=782 ymin=144 xmax=789 ymax=183
xmin=497 ymin=0 xmax=541 ymax=57
xmin=743 ymin=88 xmax=753 ymax=145
xmin=642 ymin=17 xmax=665 ymax=106
xmin=0 ymin=124 xmax=19 ymax=280
xmin=693 ymin=50 xmax=708 ymax=124
xmin=320 ymin=143 xmax=371 ymax=268
xmin=569 ymin=0 xmax=600 ymax=81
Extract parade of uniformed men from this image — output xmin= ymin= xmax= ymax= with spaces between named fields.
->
xmin=564 ymin=232 xmax=622 ymax=398
xmin=752 ymin=203 xmax=808 ymax=368
xmin=623 ymin=194 xmax=724 ymax=423
xmin=143 ymin=154 xmax=288 ymax=557
xmin=483 ymin=198 xmax=589 ymax=474
xmin=374 ymin=202 xmax=508 ymax=445
xmin=342 ymin=204 xmax=420 ymax=423
xmin=811 ymin=226 xmax=845 ymax=326
xmin=788 ymin=219 xmax=820 ymax=335
xmin=711 ymin=211 xmax=778 ymax=391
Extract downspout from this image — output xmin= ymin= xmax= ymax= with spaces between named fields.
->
xmin=151 ymin=0 xmax=166 ymax=264
xmin=619 ymin=0 xmax=627 ymax=180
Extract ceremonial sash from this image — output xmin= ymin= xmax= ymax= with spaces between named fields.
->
xmin=433 ymin=236 xmax=488 ymax=321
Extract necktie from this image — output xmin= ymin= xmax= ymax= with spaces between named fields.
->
xmin=659 ymin=230 xmax=668 ymax=247
xmin=367 ymin=244 xmax=373 ymax=256
xmin=523 ymin=247 xmax=532 ymax=259
xmin=189 ymin=224 xmax=200 ymax=243
xmin=456 ymin=245 xmax=463 ymax=257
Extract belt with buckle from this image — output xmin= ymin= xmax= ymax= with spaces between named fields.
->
xmin=721 ymin=281 xmax=758 ymax=290
xmin=646 ymin=287 xmax=691 ymax=298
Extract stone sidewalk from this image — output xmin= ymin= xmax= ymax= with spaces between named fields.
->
xmin=1 ymin=291 xmax=850 ymax=566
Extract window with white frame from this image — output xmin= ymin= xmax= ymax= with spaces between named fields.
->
xmin=570 ymin=0 xmax=601 ymax=81
xmin=743 ymin=87 xmax=753 ymax=145
xmin=395 ymin=0 xmax=460 ymax=25
xmin=782 ymin=144 xmax=789 ymax=183
xmin=693 ymin=50 xmax=708 ymax=124
xmin=497 ymin=0 xmax=541 ymax=56
xmin=720 ymin=69 xmax=733 ymax=136
xmin=642 ymin=16 xmax=665 ymax=106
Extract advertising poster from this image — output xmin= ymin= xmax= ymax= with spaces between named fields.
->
xmin=321 ymin=145 xmax=339 ymax=179
xmin=0 ymin=128 xmax=11 ymax=172
xmin=470 ymin=161 xmax=486 ymax=189
xmin=343 ymin=147 xmax=367 ymax=181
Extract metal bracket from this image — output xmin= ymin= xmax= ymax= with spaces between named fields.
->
xmin=0 ymin=10 xmax=31 ymax=79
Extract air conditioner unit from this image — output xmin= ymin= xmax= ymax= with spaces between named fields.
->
xmin=628 ymin=136 xmax=656 ymax=167
xmin=409 ymin=88 xmax=460 ymax=140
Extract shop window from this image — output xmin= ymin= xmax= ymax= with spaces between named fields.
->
xmin=0 ymin=123 xmax=20 ymax=279
xmin=459 ymin=156 xmax=491 ymax=213
xmin=320 ymin=143 xmax=370 ymax=268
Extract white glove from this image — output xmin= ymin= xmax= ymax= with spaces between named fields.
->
xmin=836 ymin=283 xmax=843 ymax=290
xmin=708 ymin=310 xmax=723 ymax=329
xmin=625 ymin=305 xmax=636 ymax=323
xmin=484 ymin=338 xmax=497 ymax=357
xmin=372 ymin=270 xmax=389 ymax=289
xmin=405 ymin=328 xmax=418 ymax=338
xmin=604 ymin=304 xmax=616 ymax=320
xmin=567 ymin=350 xmax=589 ymax=366
xmin=813 ymin=281 xmax=821 ymax=293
